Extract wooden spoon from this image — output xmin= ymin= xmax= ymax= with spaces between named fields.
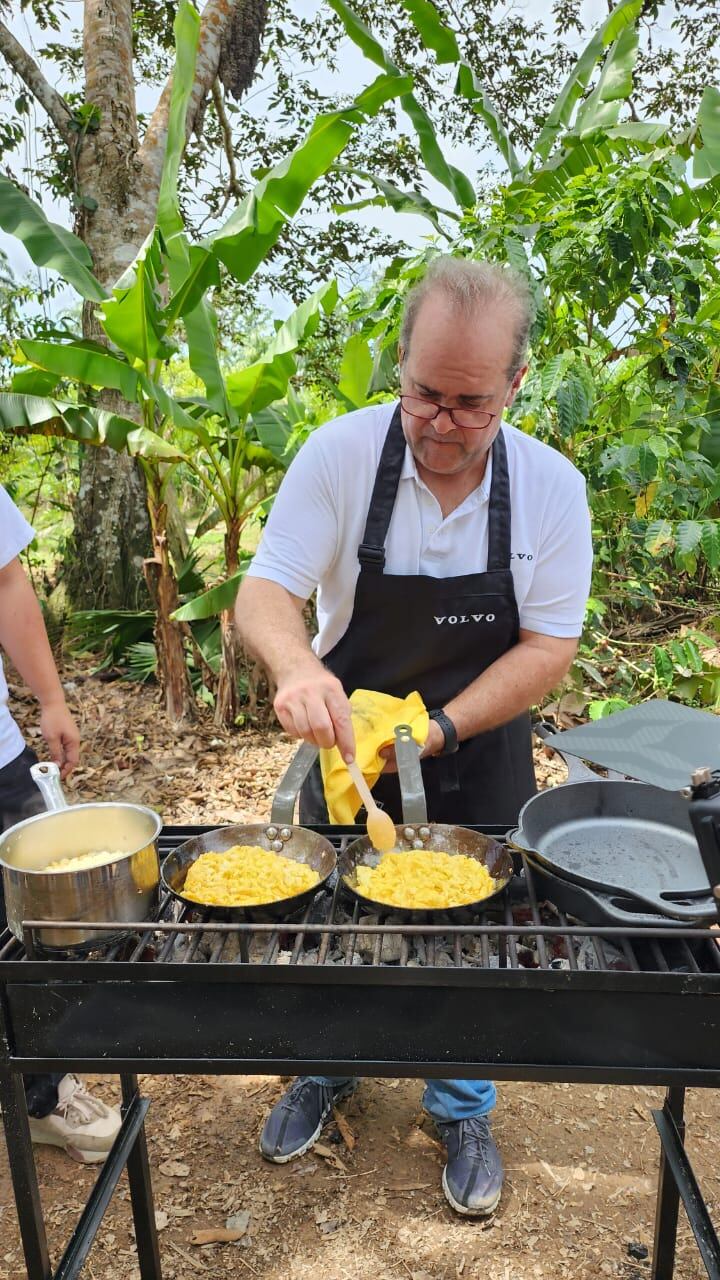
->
xmin=345 ymin=759 xmax=396 ymax=853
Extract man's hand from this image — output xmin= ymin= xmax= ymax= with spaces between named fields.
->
xmin=39 ymin=699 xmax=80 ymax=779
xmin=378 ymin=718 xmax=444 ymax=773
xmin=273 ymin=659 xmax=356 ymax=759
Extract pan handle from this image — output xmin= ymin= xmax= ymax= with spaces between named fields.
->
xmin=533 ymin=722 xmax=603 ymax=785
xmin=270 ymin=741 xmax=320 ymax=825
xmin=30 ymin=761 xmax=69 ymax=811
xmin=395 ymin=724 xmax=428 ymax=825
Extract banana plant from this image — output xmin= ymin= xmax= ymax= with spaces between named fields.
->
xmin=0 ymin=0 xmax=411 ymax=727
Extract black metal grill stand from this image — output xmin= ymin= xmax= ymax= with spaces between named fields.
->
xmin=2 ymin=824 xmax=719 ymax=1280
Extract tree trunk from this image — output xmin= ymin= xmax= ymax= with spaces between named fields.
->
xmin=142 ymin=469 xmax=195 ymax=725
xmin=215 ymin=519 xmax=242 ymax=727
xmin=67 ymin=444 xmax=152 ymax=610
xmin=66 ymin=0 xmax=153 ymax=610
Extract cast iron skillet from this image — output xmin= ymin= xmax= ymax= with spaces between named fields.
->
xmin=339 ymin=725 xmax=514 ymax=923
xmin=161 ymin=743 xmax=336 ymax=923
xmin=510 ymin=726 xmax=716 ymax=922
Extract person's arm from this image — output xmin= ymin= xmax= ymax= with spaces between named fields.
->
xmin=236 ymin=576 xmax=356 ymax=759
xmin=0 ymin=557 xmax=79 ymax=777
xmin=381 ymin=630 xmax=578 ymax=764
xmin=443 ymin=630 xmax=577 ymax=741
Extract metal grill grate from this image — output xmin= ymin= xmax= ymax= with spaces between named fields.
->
xmin=2 ymin=827 xmax=720 ymax=976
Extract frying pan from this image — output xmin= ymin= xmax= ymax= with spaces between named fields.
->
xmin=520 ymin=849 xmax=714 ymax=929
xmin=161 ymin=742 xmax=336 ymax=922
xmin=340 ymin=725 xmax=514 ymax=923
xmin=511 ymin=727 xmax=716 ymax=922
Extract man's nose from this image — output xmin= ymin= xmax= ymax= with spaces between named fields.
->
xmin=433 ymin=407 xmax=456 ymax=434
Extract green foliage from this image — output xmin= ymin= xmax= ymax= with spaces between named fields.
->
xmin=0 ymin=175 xmax=105 ymax=302
xmin=4 ymin=0 xmax=720 ymax=724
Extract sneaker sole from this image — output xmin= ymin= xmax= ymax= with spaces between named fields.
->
xmin=259 ymin=1082 xmax=356 ymax=1165
xmin=441 ymin=1166 xmax=502 ymax=1217
xmin=28 ymin=1129 xmax=110 ymax=1164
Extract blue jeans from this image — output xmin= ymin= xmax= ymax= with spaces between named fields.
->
xmin=308 ymin=1075 xmax=496 ymax=1121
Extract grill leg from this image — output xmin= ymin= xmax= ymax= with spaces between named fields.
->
xmin=121 ymin=1073 xmax=162 ymax=1280
xmin=0 ymin=1066 xmax=52 ymax=1279
xmin=651 ymin=1086 xmax=685 ymax=1280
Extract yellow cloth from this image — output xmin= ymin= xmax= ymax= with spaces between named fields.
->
xmin=320 ymin=689 xmax=429 ymax=824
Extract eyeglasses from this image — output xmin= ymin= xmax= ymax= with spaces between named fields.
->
xmin=399 ymin=394 xmax=497 ymax=431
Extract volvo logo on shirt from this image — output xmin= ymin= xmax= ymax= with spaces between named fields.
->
xmin=434 ymin=613 xmax=496 ymax=625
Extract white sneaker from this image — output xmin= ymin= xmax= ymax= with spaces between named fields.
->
xmin=28 ymin=1075 xmax=122 ymax=1163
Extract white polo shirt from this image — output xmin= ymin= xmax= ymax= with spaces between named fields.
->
xmin=0 ymin=485 xmax=35 ymax=768
xmin=247 ymin=401 xmax=593 ymax=658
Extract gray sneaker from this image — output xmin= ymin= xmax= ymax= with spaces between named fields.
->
xmin=259 ymin=1078 xmax=356 ymax=1163
xmin=434 ymin=1114 xmax=503 ymax=1215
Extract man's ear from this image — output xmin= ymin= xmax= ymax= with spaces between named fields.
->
xmin=505 ymin=363 xmax=528 ymax=407
xmin=398 ymin=343 xmax=405 ymax=367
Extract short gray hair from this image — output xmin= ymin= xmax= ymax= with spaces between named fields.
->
xmin=399 ymin=256 xmax=534 ymax=378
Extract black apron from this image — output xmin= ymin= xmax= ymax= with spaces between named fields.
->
xmin=300 ymin=405 xmax=536 ymax=827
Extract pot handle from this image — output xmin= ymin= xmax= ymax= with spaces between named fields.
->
xmin=30 ymin=761 xmax=69 ymax=811
xmin=270 ymin=741 xmax=320 ymax=825
xmin=395 ymin=724 xmax=428 ymax=825
xmin=533 ymin=721 xmax=603 ymax=785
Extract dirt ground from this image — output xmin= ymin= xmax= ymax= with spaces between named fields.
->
xmin=1 ymin=661 xmax=718 ymax=1280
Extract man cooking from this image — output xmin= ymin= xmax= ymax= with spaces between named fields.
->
xmin=235 ymin=256 xmax=593 ymax=1216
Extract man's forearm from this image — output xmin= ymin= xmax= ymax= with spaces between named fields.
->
xmin=235 ymin=576 xmax=320 ymax=682
xmin=235 ymin=576 xmax=355 ymax=755
xmin=444 ymin=633 xmax=578 ymax=742
xmin=0 ymin=559 xmax=67 ymax=707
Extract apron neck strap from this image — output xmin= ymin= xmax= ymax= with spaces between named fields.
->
xmin=358 ymin=404 xmax=406 ymax=572
xmin=357 ymin=405 xmax=512 ymax=573
xmin=486 ymin=427 xmax=511 ymax=571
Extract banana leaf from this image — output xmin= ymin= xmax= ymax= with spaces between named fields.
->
xmin=225 ymin=280 xmax=338 ymax=416
xmin=329 ymin=0 xmax=475 ymax=209
xmin=252 ymin=390 xmax=310 ymax=464
xmin=455 ymin=64 xmax=521 ymax=179
xmin=693 ymin=86 xmax=720 ymax=180
xmin=172 ymin=564 xmax=251 ymax=621
xmin=10 ymin=368 xmax=61 ymax=396
xmin=397 ymin=0 xmax=459 ymax=62
xmin=333 ymin=165 xmax=459 ymax=230
xmin=572 ymin=22 xmax=639 ymax=136
xmin=19 ymin=339 xmax=140 ymax=401
xmin=0 ymin=175 xmax=106 ymax=303
xmin=338 ymin=332 xmax=373 ymax=407
xmin=394 ymin=0 xmax=521 ymax=183
xmin=153 ymin=1 xmax=231 ymax=418
xmin=533 ymin=0 xmax=644 ymax=164
xmin=162 ymin=245 xmax=220 ymax=327
xmin=126 ymin=425 xmax=189 ymax=462
xmin=156 ymin=0 xmax=200 ymax=242
xmin=99 ymin=228 xmax=176 ymax=366
xmin=210 ymin=70 xmax=412 ymax=280
xmin=0 ymin=391 xmax=139 ymax=451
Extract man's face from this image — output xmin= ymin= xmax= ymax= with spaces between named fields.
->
xmin=399 ymin=293 xmax=526 ymax=478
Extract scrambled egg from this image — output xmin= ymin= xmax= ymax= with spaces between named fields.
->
xmin=183 ymin=844 xmax=319 ymax=906
xmin=353 ymin=849 xmax=498 ymax=909
xmin=44 ymin=850 xmax=127 ymax=872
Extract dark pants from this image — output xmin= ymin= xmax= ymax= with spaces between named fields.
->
xmin=0 ymin=745 xmax=64 ymax=1118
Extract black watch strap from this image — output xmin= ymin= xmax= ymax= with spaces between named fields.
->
xmin=428 ymin=708 xmax=459 ymax=755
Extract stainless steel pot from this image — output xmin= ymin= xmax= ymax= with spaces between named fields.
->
xmin=0 ymin=762 xmax=162 ymax=951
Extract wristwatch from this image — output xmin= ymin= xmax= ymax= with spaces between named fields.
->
xmin=428 ymin=708 xmax=459 ymax=756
